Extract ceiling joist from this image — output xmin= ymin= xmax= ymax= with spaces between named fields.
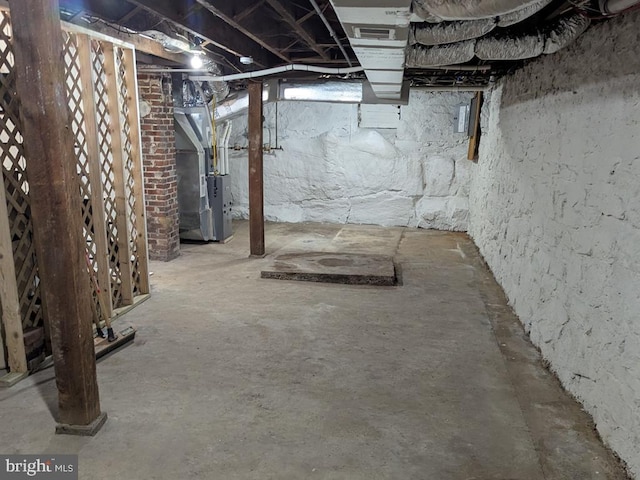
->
xmin=264 ymin=0 xmax=329 ymax=60
xmin=195 ymin=0 xmax=290 ymax=63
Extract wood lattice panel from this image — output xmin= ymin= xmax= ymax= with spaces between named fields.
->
xmin=91 ymin=40 xmax=124 ymax=309
xmin=116 ymin=48 xmax=143 ymax=295
xmin=0 ymin=11 xmax=149 ymax=362
xmin=62 ymin=31 xmax=103 ymax=319
xmin=0 ymin=11 xmax=43 ymax=331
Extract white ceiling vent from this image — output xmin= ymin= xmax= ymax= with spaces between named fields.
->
xmin=354 ymin=26 xmax=397 ymax=40
xmin=331 ymin=0 xmax=412 ymax=100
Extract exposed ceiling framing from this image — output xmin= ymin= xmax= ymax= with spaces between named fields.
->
xmin=2 ymin=0 xmax=623 ymax=91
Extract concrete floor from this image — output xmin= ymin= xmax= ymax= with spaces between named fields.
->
xmin=0 ymin=221 xmax=629 ymax=479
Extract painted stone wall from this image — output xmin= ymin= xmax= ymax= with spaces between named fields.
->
xmin=228 ymin=90 xmax=474 ymax=230
xmin=468 ymin=11 xmax=640 ymax=477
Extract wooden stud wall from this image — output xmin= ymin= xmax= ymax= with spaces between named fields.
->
xmin=0 ymin=11 xmax=150 ymax=373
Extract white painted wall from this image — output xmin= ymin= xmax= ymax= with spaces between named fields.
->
xmin=228 ymin=90 xmax=473 ymax=230
xmin=469 ymin=12 xmax=640 ymax=477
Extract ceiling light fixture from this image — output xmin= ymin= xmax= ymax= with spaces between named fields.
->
xmin=190 ymin=55 xmax=204 ymax=69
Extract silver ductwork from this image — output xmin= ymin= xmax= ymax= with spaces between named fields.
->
xmin=496 ymin=0 xmax=553 ymax=26
xmin=543 ymin=13 xmax=591 ymax=54
xmin=407 ymin=12 xmax=590 ymax=66
xmin=406 ymin=41 xmax=476 ymax=66
xmin=412 ymin=0 xmax=546 ymax=21
xmin=410 ymin=19 xmax=496 ymax=45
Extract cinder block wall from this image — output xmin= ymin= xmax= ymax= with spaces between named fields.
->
xmin=137 ymin=72 xmax=180 ymax=261
xmin=469 ymin=11 xmax=640 ymax=476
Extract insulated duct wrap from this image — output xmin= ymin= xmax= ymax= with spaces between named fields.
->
xmin=411 ymin=19 xmax=496 ymax=45
xmin=475 ymin=32 xmax=544 ymax=60
xmin=406 ymin=41 xmax=476 ymax=67
xmin=543 ymin=13 xmax=591 ymax=53
xmin=412 ymin=0 xmax=546 ymax=20
xmin=496 ymin=0 xmax=553 ymax=26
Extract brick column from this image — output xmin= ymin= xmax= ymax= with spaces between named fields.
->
xmin=137 ymin=72 xmax=180 ymax=261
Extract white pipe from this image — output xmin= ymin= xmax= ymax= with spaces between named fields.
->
xmin=308 ymin=0 xmax=353 ymax=67
xmin=140 ymin=64 xmax=365 ymax=80
xmin=223 ymin=122 xmax=232 ymax=175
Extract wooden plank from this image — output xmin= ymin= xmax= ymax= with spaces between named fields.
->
xmin=77 ymin=34 xmax=114 ymax=319
xmin=234 ymin=1 xmax=265 ymax=23
xmin=467 ymin=91 xmax=483 ymax=162
xmin=248 ymin=81 xmax=265 ymax=257
xmin=8 ymin=0 xmax=102 ymax=427
xmin=101 ymin=42 xmax=135 ymax=306
xmin=0 ymin=0 xmax=188 ymax=64
xmin=122 ymin=48 xmax=150 ymax=295
xmin=0 ymin=167 xmax=28 ymax=374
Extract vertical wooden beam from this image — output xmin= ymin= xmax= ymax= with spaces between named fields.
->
xmin=101 ymin=42 xmax=134 ymax=305
xmin=467 ymin=91 xmax=483 ymax=162
xmin=248 ymin=81 xmax=265 ymax=257
xmin=122 ymin=48 xmax=150 ymax=294
xmin=77 ymin=34 xmax=113 ymax=319
xmin=8 ymin=0 xmax=104 ymax=430
xmin=0 ymin=175 xmax=28 ymax=374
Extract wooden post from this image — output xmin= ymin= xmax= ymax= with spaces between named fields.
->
xmin=77 ymin=34 xmax=114 ymax=320
xmin=0 ymin=175 xmax=28 ymax=375
xmin=467 ymin=91 xmax=483 ymax=162
xmin=248 ymin=81 xmax=265 ymax=257
xmin=8 ymin=0 xmax=105 ymax=432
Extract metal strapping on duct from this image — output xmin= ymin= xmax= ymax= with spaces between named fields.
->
xmin=410 ymin=19 xmax=496 ymax=45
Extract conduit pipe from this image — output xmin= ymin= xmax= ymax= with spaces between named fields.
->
xmin=309 ymin=0 xmax=354 ymax=67
xmin=221 ymin=122 xmax=232 ymax=175
xmin=139 ymin=64 xmax=365 ymax=81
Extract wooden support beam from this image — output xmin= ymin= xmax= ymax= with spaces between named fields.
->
xmin=0 ymin=167 xmax=28 ymax=374
xmin=234 ymin=1 xmax=265 ymax=23
xmin=116 ymin=5 xmax=141 ymax=24
xmin=8 ymin=0 xmax=103 ymax=428
xmin=467 ymin=91 xmax=483 ymax=162
xmin=102 ymin=42 xmax=135 ymax=306
xmin=125 ymin=0 xmax=275 ymax=68
xmin=122 ymin=48 xmax=150 ymax=295
xmin=196 ymin=0 xmax=290 ymax=63
xmin=66 ymin=19 xmax=189 ymax=65
xmin=248 ymin=82 xmax=265 ymax=257
xmin=0 ymin=0 xmax=190 ymax=65
xmin=264 ymin=0 xmax=329 ymax=60
xmin=297 ymin=8 xmax=319 ymax=25
xmin=77 ymin=34 xmax=114 ymax=320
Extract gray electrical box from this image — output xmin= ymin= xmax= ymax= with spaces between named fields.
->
xmin=453 ymin=103 xmax=471 ymax=134
xmin=208 ymin=175 xmax=233 ymax=242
